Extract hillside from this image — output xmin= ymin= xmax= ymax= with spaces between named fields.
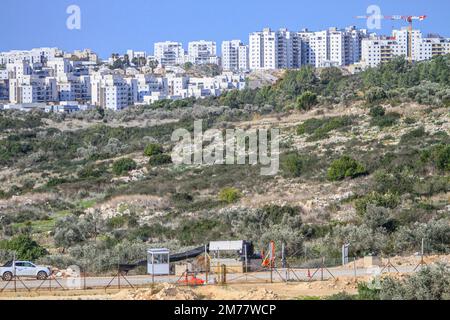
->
xmin=0 ymin=56 xmax=449 ymax=273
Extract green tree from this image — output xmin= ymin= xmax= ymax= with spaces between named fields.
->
xmin=184 ymin=62 xmax=193 ymax=70
xmin=148 ymin=60 xmax=159 ymax=73
xmin=0 ymin=235 xmax=47 ymax=261
xmin=297 ymin=91 xmax=318 ymax=110
xmin=327 ymin=156 xmax=367 ymax=181
xmin=144 ymin=143 xmax=164 ymax=157
xmin=112 ymin=158 xmax=137 ymax=175
xmin=433 ymin=144 xmax=450 ymax=171
xmin=149 ymin=154 xmax=172 ymax=166
xmin=281 ymin=153 xmax=304 ymax=177
xmin=369 ymin=105 xmax=386 ymax=118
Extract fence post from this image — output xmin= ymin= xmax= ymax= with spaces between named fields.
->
xmin=321 ymin=257 xmax=324 ymax=281
xmin=205 ymin=245 xmax=209 ymax=284
xmin=13 ymin=253 xmax=17 ymax=293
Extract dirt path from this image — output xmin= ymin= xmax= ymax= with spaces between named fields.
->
xmin=0 ymin=278 xmax=360 ymax=300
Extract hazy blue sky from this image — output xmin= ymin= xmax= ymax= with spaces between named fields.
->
xmin=1 ymin=0 xmax=449 ymax=58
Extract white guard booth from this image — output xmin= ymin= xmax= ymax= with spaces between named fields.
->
xmin=147 ymin=248 xmax=170 ymax=275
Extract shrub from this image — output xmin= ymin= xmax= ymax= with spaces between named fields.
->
xmin=0 ymin=235 xmax=47 ymax=261
xmin=218 ymin=187 xmax=241 ymax=204
xmin=357 ymin=281 xmax=381 ymax=300
xmin=369 ymin=106 xmax=386 ymax=118
xmin=370 ymin=112 xmax=400 ymax=128
xmin=365 ymin=87 xmax=387 ymax=103
xmin=373 ymin=169 xmax=416 ymax=195
xmin=327 ymin=156 xmax=367 ymax=181
xmin=297 ymin=116 xmax=354 ymax=141
xmin=327 ymin=292 xmax=357 ymax=300
xmin=112 ymin=158 xmax=137 ymax=175
xmin=176 ymin=219 xmax=230 ymax=245
xmin=395 ymin=219 xmax=450 ymax=254
xmin=330 ymin=224 xmax=389 ymax=256
xmin=400 ymin=127 xmax=427 ymax=144
xmin=78 ymin=164 xmax=106 ymax=179
xmin=144 ymin=143 xmax=164 ymax=157
xmin=281 ymin=153 xmax=304 ymax=177
xmin=379 ymin=264 xmax=450 ymax=300
xmin=148 ymin=154 xmax=172 ymax=166
xmin=433 ymin=144 xmax=450 ymax=171
xmin=46 ymin=177 xmax=69 ymax=188
xmin=355 ymin=191 xmax=400 ymax=216
xmin=363 ymin=205 xmax=398 ymax=233
xmin=53 ymin=215 xmax=100 ymax=251
xmin=297 ymin=91 xmax=318 ymax=110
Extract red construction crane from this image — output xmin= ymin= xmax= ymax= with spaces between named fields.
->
xmin=355 ymin=15 xmax=427 ymax=62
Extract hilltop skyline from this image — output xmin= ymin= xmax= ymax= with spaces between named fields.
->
xmin=1 ymin=0 xmax=450 ymax=58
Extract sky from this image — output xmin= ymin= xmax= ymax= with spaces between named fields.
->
xmin=1 ymin=0 xmax=449 ymax=58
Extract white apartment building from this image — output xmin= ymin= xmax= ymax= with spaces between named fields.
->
xmin=361 ymin=37 xmax=401 ymax=68
xmin=0 ymin=48 xmax=63 ymax=65
xmin=9 ymin=75 xmax=57 ymax=104
xmin=416 ymin=37 xmax=450 ymax=61
xmin=306 ymin=27 xmax=367 ymax=68
xmin=56 ymin=75 xmax=91 ymax=102
xmin=135 ymin=74 xmax=167 ymax=102
xmin=91 ymin=74 xmax=136 ymax=110
xmin=6 ymin=61 xmax=33 ymax=79
xmin=221 ymin=40 xmax=249 ymax=71
xmin=298 ymin=29 xmax=315 ymax=66
xmin=361 ymin=28 xmax=450 ymax=68
xmin=249 ymin=28 xmax=276 ymax=70
xmin=154 ymin=42 xmax=185 ymax=67
xmin=186 ymin=40 xmax=219 ymax=65
xmin=47 ymin=58 xmax=72 ymax=77
xmin=166 ymin=75 xmax=189 ymax=97
xmin=249 ymin=28 xmax=302 ymax=70
xmin=127 ymin=50 xmax=147 ymax=62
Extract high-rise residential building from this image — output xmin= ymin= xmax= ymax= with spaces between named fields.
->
xmin=221 ymin=40 xmax=249 ymax=71
xmin=6 ymin=61 xmax=33 ymax=79
xmin=307 ymin=27 xmax=367 ymax=68
xmin=249 ymin=28 xmax=302 ymax=70
xmin=298 ymin=29 xmax=315 ymax=66
xmin=56 ymin=74 xmax=91 ymax=102
xmin=154 ymin=42 xmax=185 ymax=67
xmin=249 ymin=28 xmax=276 ymax=70
xmin=187 ymin=40 xmax=218 ymax=65
xmin=9 ymin=75 xmax=57 ymax=104
xmin=91 ymin=74 xmax=137 ymax=110
xmin=345 ymin=26 xmax=367 ymax=66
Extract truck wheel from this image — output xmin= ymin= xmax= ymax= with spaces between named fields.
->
xmin=2 ymin=272 xmax=13 ymax=281
xmin=37 ymin=271 xmax=48 ymax=280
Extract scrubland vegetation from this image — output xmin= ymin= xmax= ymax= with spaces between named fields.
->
xmin=0 ymin=56 xmax=449 ymax=274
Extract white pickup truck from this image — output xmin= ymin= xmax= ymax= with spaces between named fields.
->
xmin=0 ymin=261 xmax=52 ymax=281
